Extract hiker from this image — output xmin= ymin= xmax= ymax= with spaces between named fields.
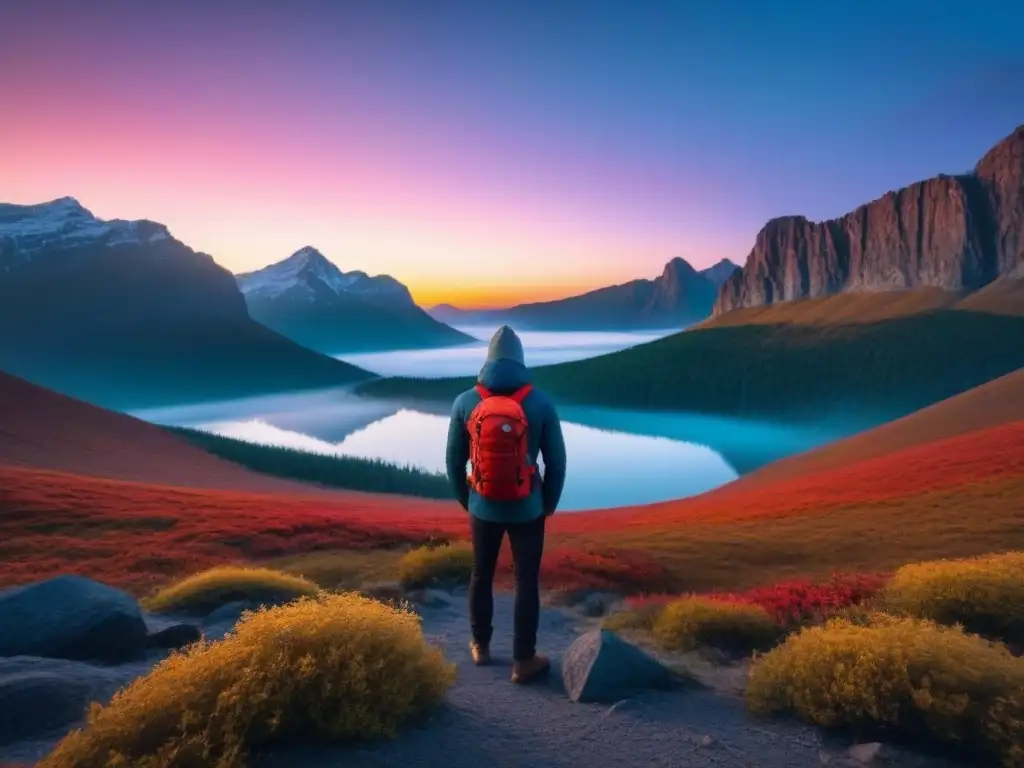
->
xmin=445 ymin=325 xmax=567 ymax=684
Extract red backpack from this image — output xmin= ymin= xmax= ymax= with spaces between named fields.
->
xmin=467 ymin=383 xmax=535 ymax=501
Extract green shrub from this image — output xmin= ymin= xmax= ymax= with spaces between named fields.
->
xmin=168 ymin=427 xmax=451 ymax=498
xmin=40 ymin=593 xmax=456 ymax=768
xmin=747 ymin=614 xmax=1024 ymax=766
xmin=882 ymin=551 xmax=1024 ymax=644
xmin=397 ymin=542 xmax=474 ymax=589
xmin=141 ymin=566 xmax=319 ymax=615
xmin=651 ymin=597 xmax=780 ymax=655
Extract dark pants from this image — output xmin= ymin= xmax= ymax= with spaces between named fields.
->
xmin=468 ymin=514 xmax=546 ymax=661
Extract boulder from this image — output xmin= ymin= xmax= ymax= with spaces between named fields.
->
xmin=0 ymin=656 xmax=146 ymax=745
xmin=0 ymin=575 xmax=148 ymax=662
xmin=562 ymin=629 xmax=676 ymax=703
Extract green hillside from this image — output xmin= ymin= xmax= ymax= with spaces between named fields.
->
xmin=357 ymin=307 xmax=1024 ymax=424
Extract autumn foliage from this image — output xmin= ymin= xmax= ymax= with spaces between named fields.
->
xmin=747 ymin=614 xmax=1024 ymax=767
xmin=39 ymin=593 xmax=456 ymax=768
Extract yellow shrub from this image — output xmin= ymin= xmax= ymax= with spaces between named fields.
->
xmin=398 ymin=542 xmax=473 ymax=589
xmin=652 ymin=597 xmax=779 ymax=654
xmin=141 ymin=566 xmax=319 ymax=615
xmin=882 ymin=551 xmax=1024 ymax=644
xmin=603 ymin=602 xmax=667 ymax=633
xmin=40 ymin=592 xmax=456 ymax=768
xmin=747 ymin=614 xmax=1024 ymax=766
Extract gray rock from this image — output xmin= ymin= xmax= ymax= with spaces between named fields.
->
xmin=205 ymin=600 xmax=256 ymax=624
xmin=562 ymin=629 xmax=676 ymax=704
xmin=0 ymin=576 xmax=147 ymax=662
xmin=145 ymin=622 xmax=202 ymax=650
xmin=0 ymin=656 xmax=148 ymax=745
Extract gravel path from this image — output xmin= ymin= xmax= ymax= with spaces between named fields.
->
xmin=256 ymin=593 xmax=959 ymax=768
xmin=0 ymin=592 xmax=964 ymax=768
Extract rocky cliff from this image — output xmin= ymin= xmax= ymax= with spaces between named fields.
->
xmin=715 ymin=125 xmax=1024 ymax=315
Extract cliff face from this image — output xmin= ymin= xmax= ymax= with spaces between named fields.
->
xmin=715 ymin=126 xmax=1024 ymax=315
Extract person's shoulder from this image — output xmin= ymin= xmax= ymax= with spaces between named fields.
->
xmin=452 ymin=387 xmax=483 ymax=414
xmin=525 ymin=386 xmax=558 ymax=415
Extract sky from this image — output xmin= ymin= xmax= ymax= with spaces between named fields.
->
xmin=2 ymin=1 xmax=1023 ymax=308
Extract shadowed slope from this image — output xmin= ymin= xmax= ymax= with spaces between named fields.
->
xmin=0 ymin=371 xmax=371 ymax=494
xmin=737 ymin=367 xmax=1024 ymax=487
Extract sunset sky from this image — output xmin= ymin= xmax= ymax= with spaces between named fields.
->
xmin=2 ymin=1 xmax=1023 ymax=308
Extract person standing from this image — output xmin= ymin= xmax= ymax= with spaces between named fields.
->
xmin=445 ymin=325 xmax=567 ymax=683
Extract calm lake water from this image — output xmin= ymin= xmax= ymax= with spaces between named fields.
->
xmin=137 ymin=330 xmax=840 ymax=511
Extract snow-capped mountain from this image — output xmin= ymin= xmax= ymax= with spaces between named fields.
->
xmin=237 ymin=247 xmax=414 ymax=307
xmin=0 ymin=197 xmax=171 ymax=269
xmin=237 ymin=248 xmax=472 ymax=354
xmin=0 ymin=197 xmax=369 ymax=409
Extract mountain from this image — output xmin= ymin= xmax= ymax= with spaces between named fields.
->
xmin=360 ymin=290 xmax=1024 ymax=425
xmin=716 ymin=125 xmax=1024 ymax=314
xmin=429 ymin=257 xmax=719 ymax=331
xmin=0 ymin=198 xmax=371 ymax=409
xmin=699 ymin=258 xmax=741 ymax=287
xmin=236 ymin=247 xmax=473 ymax=354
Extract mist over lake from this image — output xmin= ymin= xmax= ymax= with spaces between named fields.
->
xmin=137 ymin=330 xmax=841 ymax=511
xmin=337 ymin=327 xmax=670 ymax=377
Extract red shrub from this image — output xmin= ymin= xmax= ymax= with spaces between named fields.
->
xmin=626 ymin=572 xmax=888 ymax=628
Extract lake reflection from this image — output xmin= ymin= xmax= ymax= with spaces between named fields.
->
xmin=193 ymin=408 xmax=739 ymax=511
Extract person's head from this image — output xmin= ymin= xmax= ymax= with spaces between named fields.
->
xmin=486 ymin=325 xmax=525 ymax=367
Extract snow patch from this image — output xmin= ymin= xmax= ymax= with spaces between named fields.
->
xmin=237 ymin=247 xmax=413 ymax=305
xmin=0 ymin=198 xmax=173 ymax=259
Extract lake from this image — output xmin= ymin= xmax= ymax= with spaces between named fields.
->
xmin=137 ymin=329 xmax=841 ymax=511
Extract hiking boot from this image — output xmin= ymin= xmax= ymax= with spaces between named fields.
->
xmin=511 ymin=653 xmax=550 ymax=684
xmin=469 ymin=641 xmax=491 ymax=666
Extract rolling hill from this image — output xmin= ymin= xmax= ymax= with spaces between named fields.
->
xmin=0 ymin=199 xmax=371 ymax=409
xmin=237 ymin=247 xmax=473 ymax=354
xmin=1 ymin=354 xmax=1022 ymax=596
xmin=358 ymin=289 xmax=1024 ymax=424
xmin=430 ymin=256 xmax=719 ymax=331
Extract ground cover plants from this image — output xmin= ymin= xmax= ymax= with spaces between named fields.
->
xmin=39 ymin=593 xmax=456 ymax=768
xmin=141 ymin=565 xmax=320 ymax=615
xmin=747 ymin=614 xmax=1024 ymax=767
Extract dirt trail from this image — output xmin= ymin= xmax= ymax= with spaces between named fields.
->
xmin=256 ymin=593 xmax=959 ymax=768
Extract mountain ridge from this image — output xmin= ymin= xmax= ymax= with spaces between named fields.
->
xmin=237 ymin=247 xmax=473 ymax=354
xmin=716 ymin=125 xmax=1024 ymax=314
xmin=430 ymin=256 xmax=719 ymax=330
xmin=0 ymin=198 xmax=372 ymax=409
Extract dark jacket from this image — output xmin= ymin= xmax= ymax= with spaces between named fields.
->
xmin=445 ymin=326 xmax=567 ymax=523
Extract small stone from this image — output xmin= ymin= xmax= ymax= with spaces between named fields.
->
xmin=696 ymin=734 xmax=717 ymax=748
xmin=580 ymin=593 xmax=609 ymax=617
xmin=562 ymin=629 xmax=677 ymax=703
xmin=848 ymin=742 xmax=883 ymax=764
xmin=146 ymin=622 xmax=202 ymax=650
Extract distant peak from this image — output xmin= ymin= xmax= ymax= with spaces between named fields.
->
xmin=660 ymin=256 xmax=698 ymax=280
xmin=285 ymin=245 xmax=330 ymax=265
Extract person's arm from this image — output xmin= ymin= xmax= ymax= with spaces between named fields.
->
xmin=445 ymin=397 xmax=471 ymax=511
xmin=540 ymin=399 xmax=567 ymax=516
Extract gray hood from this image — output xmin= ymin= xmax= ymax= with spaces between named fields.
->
xmin=478 ymin=325 xmax=529 ymax=393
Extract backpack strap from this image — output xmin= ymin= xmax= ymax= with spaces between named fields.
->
xmin=510 ymin=384 xmax=533 ymax=403
xmin=475 ymin=384 xmax=492 ymax=399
